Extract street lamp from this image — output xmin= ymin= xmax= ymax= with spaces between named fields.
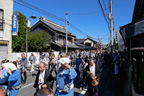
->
xmin=26 ymin=16 xmax=36 ymax=58
xmin=30 ymin=16 xmax=36 ymax=19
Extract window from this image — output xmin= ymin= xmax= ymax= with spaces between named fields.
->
xmin=85 ymin=43 xmax=91 ymax=47
xmin=0 ymin=9 xmax=4 ymax=30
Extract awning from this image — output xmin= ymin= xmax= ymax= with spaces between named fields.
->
xmin=80 ymin=46 xmax=96 ymax=50
xmin=0 ymin=41 xmax=9 ymax=44
xmin=53 ymin=41 xmax=79 ymax=49
xmin=51 ymin=42 xmax=61 ymax=47
xmin=120 ymin=19 xmax=144 ymax=39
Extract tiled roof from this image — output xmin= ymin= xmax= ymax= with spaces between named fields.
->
xmin=75 ymin=39 xmax=84 ymax=44
xmin=39 ymin=16 xmax=76 ymax=37
xmin=56 ymin=40 xmax=79 ymax=48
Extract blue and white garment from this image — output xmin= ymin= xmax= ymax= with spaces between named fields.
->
xmin=75 ymin=58 xmax=82 ymax=71
xmin=8 ymin=69 xmax=21 ymax=96
xmin=0 ymin=68 xmax=9 ymax=91
xmin=55 ymin=67 xmax=77 ymax=96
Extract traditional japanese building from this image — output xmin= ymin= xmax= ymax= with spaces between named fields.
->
xmin=75 ymin=36 xmax=97 ymax=50
xmin=120 ymin=0 xmax=144 ymax=95
xmin=30 ymin=16 xmax=79 ymax=51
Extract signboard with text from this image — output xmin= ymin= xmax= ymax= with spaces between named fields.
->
xmin=12 ymin=12 xmax=19 ymax=36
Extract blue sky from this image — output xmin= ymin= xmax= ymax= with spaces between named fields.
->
xmin=13 ymin=0 xmax=135 ymax=44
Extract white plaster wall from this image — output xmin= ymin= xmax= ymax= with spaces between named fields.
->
xmin=11 ymin=52 xmax=41 ymax=64
xmin=0 ymin=0 xmax=13 ymax=60
xmin=84 ymin=39 xmax=94 ymax=47
xmin=11 ymin=51 xmax=59 ymax=64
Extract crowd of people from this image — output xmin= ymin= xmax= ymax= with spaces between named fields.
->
xmin=0 ymin=50 xmax=126 ymax=96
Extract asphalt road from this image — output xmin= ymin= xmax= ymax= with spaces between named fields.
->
xmin=17 ymin=70 xmax=88 ymax=96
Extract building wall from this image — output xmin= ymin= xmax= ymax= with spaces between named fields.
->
xmin=11 ymin=52 xmax=40 ymax=64
xmin=84 ymin=39 xmax=94 ymax=47
xmin=32 ymin=24 xmax=75 ymax=43
xmin=0 ymin=0 xmax=13 ymax=61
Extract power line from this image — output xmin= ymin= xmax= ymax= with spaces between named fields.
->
xmin=69 ymin=23 xmax=88 ymax=37
xmin=102 ymin=0 xmax=109 ymax=14
xmin=97 ymin=0 xmax=111 ymax=32
xmin=14 ymin=0 xmax=65 ymax=22
xmin=14 ymin=0 xmax=97 ymax=40
xmin=14 ymin=0 xmax=89 ymax=36
xmin=68 ymin=8 xmax=109 ymax=15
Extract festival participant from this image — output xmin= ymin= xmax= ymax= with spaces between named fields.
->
xmin=85 ymin=59 xmax=100 ymax=96
xmin=75 ymin=55 xmax=82 ymax=74
xmin=29 ymin=53 xmax=37 ymax=65
xmin=45 ymin=52 xmax=50 ymax=69
xmin=57 ymin=54 xmax=62 ymax=70
xmin=39 ymin=54 xmax=46 ymax=64
xmin=34 ymin=62 xmax=54 ymax=93
xmin=70 ymin=51 xmax=76 ymax=67
xmin=29 ymin=53 xmax=37 ymax=72
xmin=50 ymin=54 xmax=58 ymax=74
xmin=97 ymin=56 xmax=103 ymax=69
xmin=55 ymin=58 xmax=77 ymax=96
xmin=0 ymin=60 xmax=9 ymax=93
xmin=0 ymin=88 xmax=5 ymax=96
xmin=113 ymin=52 xmax=119 ymax=75
xmin=4 ymin=63 xmax=21 ymax=96
xmin=34 ymin=87 xmax=54 ymax=96
xmin=79 ymin=57 xmax=88 ymax=90
xmin=12 ymin=61 xmax=18 ymax=68
xmin=19 ymin=53 xmax=28 ymax=84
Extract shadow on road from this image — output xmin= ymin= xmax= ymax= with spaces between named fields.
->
xmin=74 ymin=74 xmax=80 ymax=89
xmin=32 ymin=73 xmax=37 ymax=77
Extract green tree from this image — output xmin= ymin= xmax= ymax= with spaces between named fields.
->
xmin=12 ymin=12 xmax=27 ymax=52
xmin=28 ymin=31 xmax=51 ymax=52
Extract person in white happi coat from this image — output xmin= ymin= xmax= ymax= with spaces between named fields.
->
xmin=45 ymin=52 xmax=50 ymax=65
xmin=29 ymin=53 xmax=37 ymax=72
xmin=50 ymin=54 xmax=58 ymax=74
xmin=39 ymin=54 xmax=46 ymax=64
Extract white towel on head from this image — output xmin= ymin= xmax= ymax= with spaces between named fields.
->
xmin=59 ymin=57 xmax=71 ymax=64
xmin=3 ymin=63 xmax=17 ymax=71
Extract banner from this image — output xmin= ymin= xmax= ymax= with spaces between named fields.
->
xmin=12 ymin=12 xmax=19 ymax=36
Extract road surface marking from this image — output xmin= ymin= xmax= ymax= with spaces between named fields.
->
xmin=20 ymin=83 xmax=34 ymax=90
xmin=79 ymin=86 xmax=88 ymax=96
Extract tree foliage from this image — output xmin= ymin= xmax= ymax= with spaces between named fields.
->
xmin=12 ymin=12 xmax=51 ymax=52
xmin=12 ymin=12 xmax=27 ymax=52
xmin=28 ymin=31 xmax=51 ymax=52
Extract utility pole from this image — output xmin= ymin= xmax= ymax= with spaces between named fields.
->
xmin=97 ymin=35 xmax=102 ymax=44
xmin=109 ymin=0 xmax=113 ymax=54
xmin=97 ymin=35 xmax=102 ymax=51
xmin=65 ymin=12 xmax=68 ymax=54
xmin=26 ymin=27 xmax=28 ymax=58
